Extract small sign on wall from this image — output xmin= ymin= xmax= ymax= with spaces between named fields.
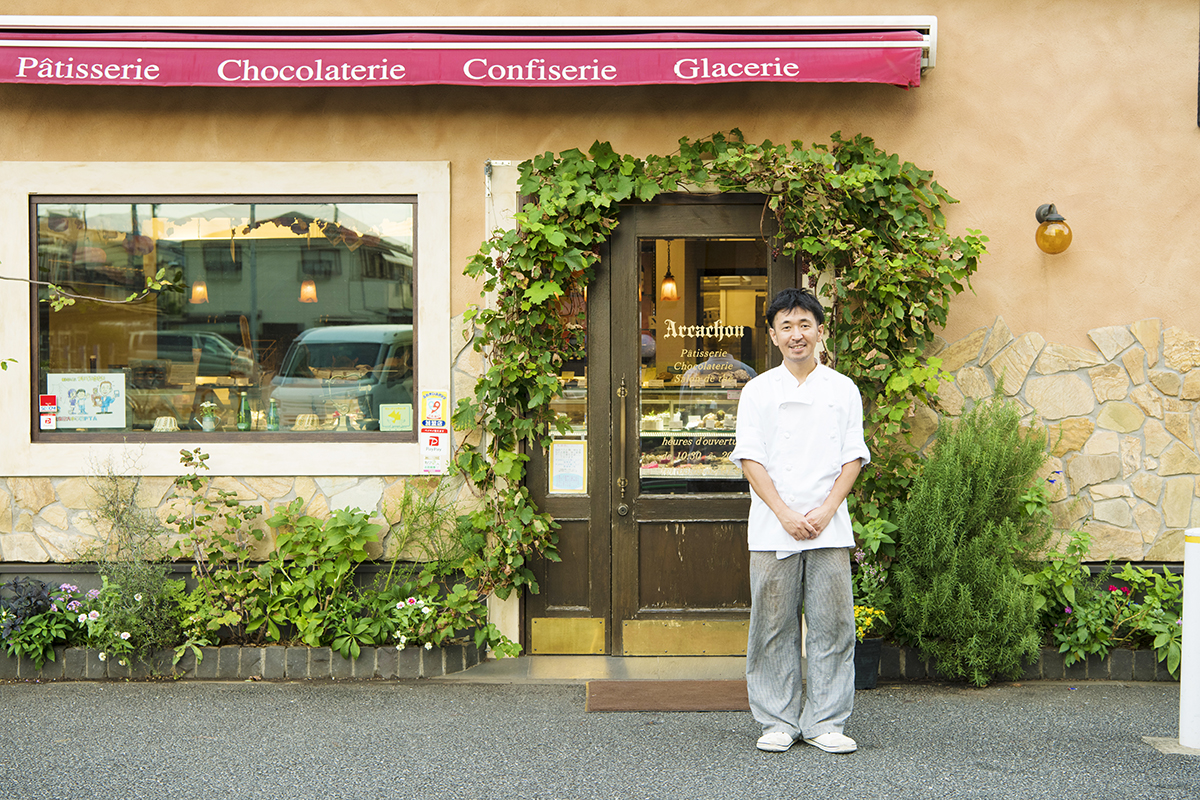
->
xmin=419 ymin=390 xmax=449 ymax=474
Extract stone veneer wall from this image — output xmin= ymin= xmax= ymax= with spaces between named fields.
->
xmin=0 ymin=314 xmax=485 ymax=564
xmin=914 ymin=318 xmax=1198 ymax=563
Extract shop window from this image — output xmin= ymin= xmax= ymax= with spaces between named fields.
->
xmin=33 ymin=197 xmax=418 ymax=439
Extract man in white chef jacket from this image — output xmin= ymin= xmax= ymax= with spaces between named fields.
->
xmin=729 ymin=287 xmax=870 ymax=755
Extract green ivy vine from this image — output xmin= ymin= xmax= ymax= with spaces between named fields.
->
xmin=452 ymin=130 xmax=987 ymax=600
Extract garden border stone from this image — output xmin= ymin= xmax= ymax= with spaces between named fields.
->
xmin=0 ymin=644 xmax=1175 ymax=684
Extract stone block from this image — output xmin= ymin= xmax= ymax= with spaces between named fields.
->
xmin=244 ymin=477 xmax=294 ymax=501
xmin=1046 ymin=418 xmax=1094 ymax=457
xmin=375 ymin=646 xmax=398 ymax=679
xmin=1088 ymin=325 xmax=1135 ymax=361
xmin=85 ymin=649 xmax=108 ymax=679
xmin=1146 ymin=529 xmax=1185 ymax=561
xmin=465 ymin=643 xmax=482 ymax=670
xmin=174 ymin=647 xmax=197 ymax=679
xmin=936 ymin=381 xmax=964 ymax=416
xmin=62 ymin=647 xmax=88 ymax=680
xmin=1092 ymin=499 xmax=1132 ymax=527
xmin=1036 ymin=343 xmax=1105 ymax=375
xmin=956 ymin=366 xmax=992 ymax=400
xmin=1129 ymin=384 xmax=1163 ymax=419
xmin=1132 ymin=473 xmax=1163 ymax=503
xmin=1133 ymin=649 xmax=1158 ymax=681
xmin=1026 ymin=375 xmax=1095 ymax=420
xmin=331 ymin=651 xmax=354 ymax=680
xmin=1130 ymin=319 xmax=1161 ymax=365
xmin=1041 ymin=648 xmax=1064 ymax=680
xmin=1 ymin=533 xmax=50 ymax=562
xmin=285 ymin=647 xmax=309 ymax=679
xmin=1067 ymin=454 xmax=1121 ymax=489
xmin=938 ymin=328 xmax=988 ymax=373
xmin=262 ymin=646 xmax=286 ymax=680
xmin=353 ymin=647 xmax=377 ymax=679
xmin=979 ymin=317 xmax=1013 ymax=365
xmin=1096 ymin=402 xmax=1145 ymax=434
xmin=1145 ymin=419 xmax=1172 ymax=457
xmin=420 ymin=647 xmax=445 ymax=678
xmin=1164 ymin=411 xmax=1192 ymax=445
xmin=902 ymin=648 xmax=927 ymax=680
xmin=1121 ymin=347 xmax=1146 ymax=385
xmin=1021 ymin=651 xmax=1041 ymax=681
xmin=13 ymin=478 xmax=56 ymax=513
xmin=1161 ymin=479 xmax=1190 ymax=527
xmin=1150 ymin=369 xmax=1182 ymax=397
xmin=149 ymin=650 xmax=176 ymax=679
xmin=1135 ymin=503 xmax=1162 ymax=540
xmin=1121 ymin=436 xmax=1142 ymax=479
xmin=1090 ymin=482 xmax=1131 ymax=499
xmin=217 ymin=646 xmax=241 ymax=679
xmin=988 ymin=333 xmax=1045 ymax=395
xmin=1082 ymin=430 xmax=1119 ymax=455
xmin=107 ymin=659 xmax=132 ymax=680
xmin=1163 ymin=327 xmax=1200 ymax=372
xmin=195 ymin=647 xmax=220 ymax=679
xmin=1064 ymin=655 xmax=1088 ymax=682
xmin=1089 ymin=364 xmax=1129 ymax=402
xmin=1086 ymin=653 xmax=1109 ymax=680
xmin=1109 ymin=648 xmax=1134 ymax=681
xmin=331 ymin=479 xmax=386 ymax=517
xmin=240 ymin=647 xmax=262 ymax=679
xmin=1182 ymin=371 xmax=1200 ymax=401
xmin=1082 ymin=522 xmax=1143 ymax=561
xmin=396 ymin=646 xmax=421 ymax=679
xmin=0 ymin=653 xmax=18 ymax=680
xmin=879 ymin=645 xmax=901 ymax=680
xmin=909 ymin=402 xmax=939 ymax=450
xmin=1051 ymin=497 xmax=1090 ymax=530
xmin=1155 ymin=658 xmax=1178 ymax=682
xmin=1158 ymin=442 xmax=1200 ymax=476
xmin=309 ymin=647 xmax=332 ymax=679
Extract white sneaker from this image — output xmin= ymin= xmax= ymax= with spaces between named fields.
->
xmin=803 ymin=732 xmax=858 ymax=753
xmin=756 ymin=731 xmax=796 ymax=752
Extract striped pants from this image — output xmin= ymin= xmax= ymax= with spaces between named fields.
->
xmin=746 ymin=547 xmax=856 ymax=739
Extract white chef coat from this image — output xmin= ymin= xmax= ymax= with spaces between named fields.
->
xmin=729 ymin=363 xmax=870 ymax=555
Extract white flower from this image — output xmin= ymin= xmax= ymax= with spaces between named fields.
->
xmin=98 ymin=652 xmax=107 ymax=661
xmin=77 ymin=613 xmax=87 ymax=623
xmin=422 ymin=606 xmax=432 ymax=615
xmin=395 ymin=602 xmax=404 ymax=610
xmin=134 ymin=594 xmax=142 ymax=602
xmin=120 ymin=631 xmax=131 ymax=640
xmin=395 ymin=643 xmax=404 ymax=651
xmin=119 ymin=659 xmax=127 ymax=667
xmin=424 ymin=642 xmax=433 ymax=650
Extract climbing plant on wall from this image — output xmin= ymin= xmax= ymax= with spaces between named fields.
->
xmin=452 ymin=130 xmax=987 ymax=599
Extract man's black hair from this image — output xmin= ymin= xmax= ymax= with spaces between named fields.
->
xmin=765 ymin=287 xmax=825 ymax=328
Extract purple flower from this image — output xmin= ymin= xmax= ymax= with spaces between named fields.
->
xmin=87 ymin=589 xmax=101 ymax=600
xmin=1064 ymin=606 xmax=1072 ymax=615
xmin=66 ymin=601 xmax=80 ymax=612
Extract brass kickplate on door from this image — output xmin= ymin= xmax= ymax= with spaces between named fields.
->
xmin=531 ymin=617 xmax=606 ymax=654
xmin=622 ymin=620 xmax=749 ymax=656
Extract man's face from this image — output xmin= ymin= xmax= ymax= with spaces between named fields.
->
xmin=768 ymin=306 xmax=823 ymax=368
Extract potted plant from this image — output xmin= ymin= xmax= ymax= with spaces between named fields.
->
xmin=853 ymin=604 xmax=888 ymax=689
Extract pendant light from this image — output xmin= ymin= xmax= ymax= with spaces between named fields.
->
xmin=299 ymin=278 xmax=319 ymax=303
xmin=189 ymin=281 xmax=209 ymax=304
xmin=660 ymin=239 xmax=679 ymax=302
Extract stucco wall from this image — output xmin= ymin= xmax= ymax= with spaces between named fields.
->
xmin=1 ymin=2 xmax=1197 ymax=347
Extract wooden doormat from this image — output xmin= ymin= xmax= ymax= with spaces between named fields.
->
xmin=585 ymin=680 xmax=749 ymax=712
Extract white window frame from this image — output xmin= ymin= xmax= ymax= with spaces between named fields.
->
xmin=0 ymin=160 xmax=450 ymax=477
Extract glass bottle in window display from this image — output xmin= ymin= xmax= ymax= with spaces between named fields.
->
xmin=266 ymin=398 xmax=281 ymax=431
xmin=237 ymin=391 xmax=251 ymax=431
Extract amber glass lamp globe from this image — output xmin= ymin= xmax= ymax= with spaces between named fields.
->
xmin=1035 ymin=204 xmax=1072 ymax=254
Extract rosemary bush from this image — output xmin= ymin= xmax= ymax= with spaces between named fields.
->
xmin=890 ymin=395 xmax=1051 ymax=686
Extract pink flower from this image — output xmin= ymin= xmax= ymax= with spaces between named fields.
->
xmin=1064 ymin=607 xmax=1072 ymax=615
xmin=406 ymin=597 xmax=418 ymax=606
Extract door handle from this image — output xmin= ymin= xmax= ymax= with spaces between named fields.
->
xmin=616 ymin=374 xmax=628 ymax=501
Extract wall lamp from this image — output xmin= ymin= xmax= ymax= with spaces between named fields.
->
xmin=660 ymin=239 xmax=679 ymax=302
xmin=1035 ymin=204 xmax=1072 ymax=254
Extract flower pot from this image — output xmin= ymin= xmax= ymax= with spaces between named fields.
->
xmin=854 ymin=637 xmax=883 ymax=690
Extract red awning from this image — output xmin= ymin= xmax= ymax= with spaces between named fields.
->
xmin=0 ymin=30 xmax=925 ymax=88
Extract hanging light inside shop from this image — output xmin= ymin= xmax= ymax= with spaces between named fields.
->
xmin=1035 ymin=204 xmax=1072 ymax=254
xmin=189 ymin=280 xmax=209 ymax=304
xmin=660 ymin=240 xmax=679 ymax=302
xmin=299 ymin=278 xmax=319 ymax=303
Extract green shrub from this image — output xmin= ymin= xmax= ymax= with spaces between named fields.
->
xmin=890 ymin=395 xmax=1051 ymax=686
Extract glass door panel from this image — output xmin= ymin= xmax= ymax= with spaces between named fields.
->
xmin=637 ymin=237 xmax=769 ymax=494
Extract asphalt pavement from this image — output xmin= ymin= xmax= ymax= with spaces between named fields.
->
xmin=0 ymin=678 xmax=1196 ymax=800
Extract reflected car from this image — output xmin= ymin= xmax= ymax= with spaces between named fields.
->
xmin=269 ymin=324 xmax=414 ymax=430
xmin=128 ymin=330 xmax=258 ymax=380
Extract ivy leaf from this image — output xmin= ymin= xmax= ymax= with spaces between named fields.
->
xmin=523 ymin=280 xmax=563 ymax=305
